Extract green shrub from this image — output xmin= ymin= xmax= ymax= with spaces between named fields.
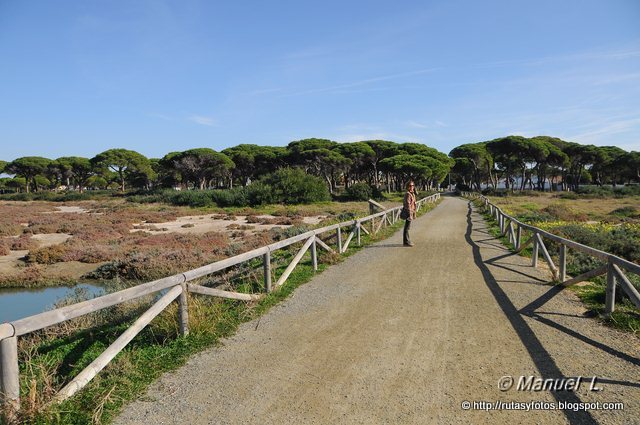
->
xmin=26 ymin=245 xmax=66 ymax=264
xmin=210 ymin=188 xmax=248 ymax=207
xmin=345 ymin=183 xmax=373 ymax=201
xmin=260 ymin=168 xmax=330 ymax=204
xmin=337 ymin=212 xmax=357 ymax=221
xmin=125 ymin=189 xmax=175 ymax=204
xmin=281 ymin=224 xmax=312 ymax=239
xmin=124 ymin=172 xmax=325 ymax=207
xmin=616 ymin=185 xmax=640 ymax=197
xmin=169 ymin=190 xmax=214 ymax=207
xmin=1 ymin=192 xmax=31 ymax=201
xmin=609 ymin=206 xmax=640 ymax=218
xmin=563 ymin=185 xmax=640 ymax=198
xmin=482 ymin=188 xmax=541 ymax=197
xmin=574 ymin=186 xmax=613 ymax=198
xmin=0 ymin=190 xmax=112 ymax=202
xmin=557 ymin=192 xmax=579 ymax=200
xmin=245 ymin=182 xmax=275 ymax=206
xmin=541 ymin=203 xmax=588 ymax=221
xmin=542 ymin=223 xmax=640 ymax=265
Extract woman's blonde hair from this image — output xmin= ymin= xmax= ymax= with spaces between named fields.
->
xmin=406 ymin=180 xmax=415 ymax=191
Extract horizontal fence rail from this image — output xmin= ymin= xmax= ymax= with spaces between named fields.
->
xmin=463 ymin=192 xmax=640 ymax=314
xmin=0 ymin=193 xmax=440 ymax=419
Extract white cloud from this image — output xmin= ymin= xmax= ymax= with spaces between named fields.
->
xmin=188 ymin=115 xmax=217 ymax=126
xmin=332 ymin=132 xmax=422 ymax=143
xmin=147 ymin=113 xmax=174 ymax=121
xmin=472 ymin=46 xmax=640 ymax=70
xmin=566 ymin=116 xmax=640 ymax=145
xmin=404 ymin=120 xmax=447 ymax=129
xmin=333 ymin=133 xmax=391 ymax=142
xmin=329 ymin=123 xmax=425 ymax=143
xmin=247 ymin=87 xmax=283 ymax=96
xmin=283 ymin=68 xmax=440 ymax=97
xmin=405 ymin=120 xmax=428 ymax=129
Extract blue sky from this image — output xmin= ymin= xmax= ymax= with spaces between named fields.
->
xmin=1 ymin=0 xmax=639 ymax=161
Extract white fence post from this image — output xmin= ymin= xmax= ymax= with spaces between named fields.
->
xmin=605 ymin=260 xmax=616 ymax=315
xmin=311 ymin=236 xmax=318 ymax=272
xmin=532 ymin=232 xmax=539 ymax=267
xmin=263 ymin=251 xmax=272 ymax=292
xmin=178 ymin=282 xmax=189 ymax=336
xmin=1 ymin=334 xmax=20 ymax=422
xmin=559 ymin=244 xmax=567 ymax=282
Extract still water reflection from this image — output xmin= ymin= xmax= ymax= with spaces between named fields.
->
xmin=0 ymin=284 xmax=103 ymax=323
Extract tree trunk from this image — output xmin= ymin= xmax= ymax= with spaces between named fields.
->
xmin=372 ymin=163 xmax=379 ymax=188
xmin=324 ymin=175 xmax=333 ymax=194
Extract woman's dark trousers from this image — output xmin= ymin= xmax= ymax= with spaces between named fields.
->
xmin=403 ymin=219 xmax=411 ymax=245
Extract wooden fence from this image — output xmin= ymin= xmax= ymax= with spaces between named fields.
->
xmin=0 ymin=193 xmax=440 ymax=419
xmin=464 ymin=192 xmax=640 ymax=313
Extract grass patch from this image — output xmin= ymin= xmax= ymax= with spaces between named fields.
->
xmin=571 ymin=280 xmax=639 ymax=334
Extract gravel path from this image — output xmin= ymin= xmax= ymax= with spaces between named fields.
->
xmin=115 ymin=197 xmax=639 ymax=425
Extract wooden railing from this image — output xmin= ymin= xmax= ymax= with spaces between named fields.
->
xmin=463 ymin=192 xmax=640 ymax=313
xmin=0 ymin=193 xmax=440 ymax=419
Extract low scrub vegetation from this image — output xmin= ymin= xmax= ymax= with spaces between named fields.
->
xmin=561 ymin=184 xmax=640 ymax=198
xmin=0 ymin=190 xmax=116 ymax=202
xmin=476 ymin=194 xmax=640 ymax=334
xmin=127 ymin=168 xmax=331 ymax=208
xmin=609 ymin=206 xmax=640 ymax=219
xmin=0 ymin=192 xmax=386 ymax=288
xmin=535 ymin=222 xmax=640 ymax=265
xmin=489 ymin=192 xmax=640 ymax=225
xmin=344 ymin=182 xmax=374 ymax=201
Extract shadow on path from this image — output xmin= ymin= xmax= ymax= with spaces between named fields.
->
xmin=364 ymin=243 xmax=405 ymax=249
xmin=485 ymin=254 xmax=548 ymax=283
xmin=465 ymin=202 xmax=597 ymax=425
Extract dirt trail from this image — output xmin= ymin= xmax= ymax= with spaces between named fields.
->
xmin=115 ymin=197 xmax=639 ymax=425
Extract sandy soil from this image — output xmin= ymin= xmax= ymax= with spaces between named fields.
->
xmin=53 ymin=205 xmax=89 ymax=214
xmin=0 ymin=233 xmax=72 ymax=275
xmin=0 ymin=251 xmax=28 ymax=274
xmin=115 ymin=197 xmax=638 ymax=425
xmin=130 ymin=214 xmax=326 ymax=235
xmin=30 ymin=233 xmax=72 ymax=247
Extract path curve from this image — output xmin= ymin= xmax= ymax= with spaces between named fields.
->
xmin=115 ymin=197 xmax=639 ymax=425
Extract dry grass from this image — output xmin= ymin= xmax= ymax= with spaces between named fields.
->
xmin=0 ymin=202 xmax=55 ymax=237
xmin=0 ymin=238 xmax=10 ymax=256
xmin=488 ymin=193 xmax=640 ymax=223
xmin=10 ymin=285 xmax=162 ymax=423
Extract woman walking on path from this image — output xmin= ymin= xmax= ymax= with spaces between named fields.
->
xmin=403 ymin=181 xmax=417 ymax=247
